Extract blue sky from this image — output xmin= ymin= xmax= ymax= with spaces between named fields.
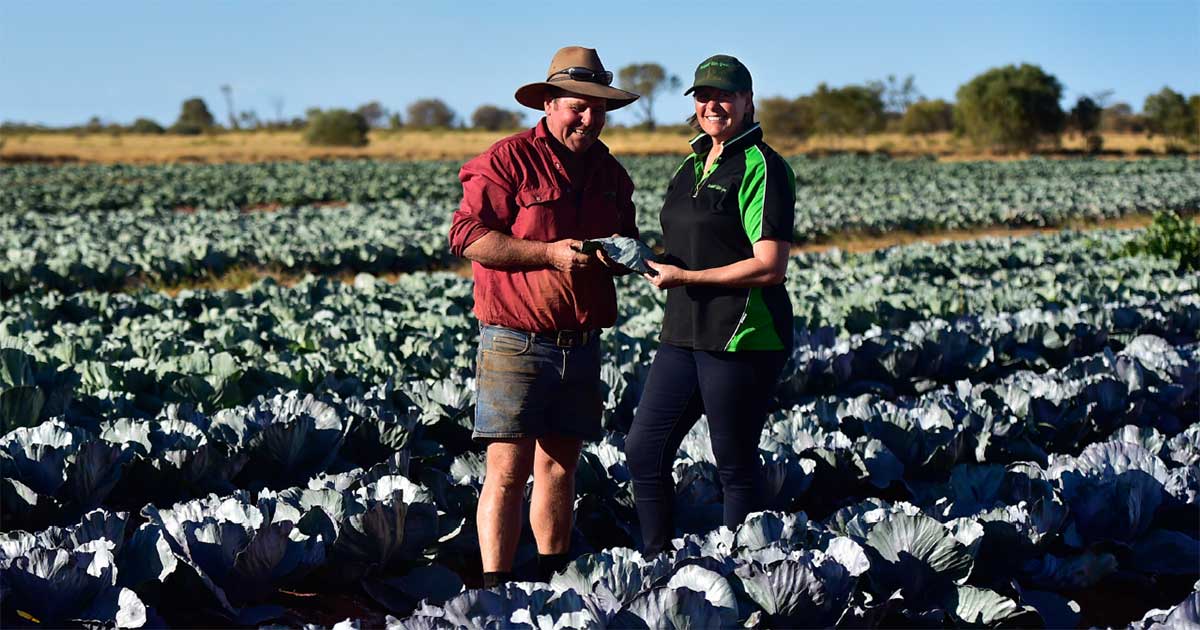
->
xmin=2 ymin=0 xmax=1197 ymax=127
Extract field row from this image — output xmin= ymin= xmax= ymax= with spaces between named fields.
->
xmin=2 ymin=158 xmax=1197 ymax=296
xmin=2 ymin=335 xmax=1196 ymax=626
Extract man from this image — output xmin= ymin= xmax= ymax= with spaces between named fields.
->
xmin=448 ymin=46 xmax=640 ymax=587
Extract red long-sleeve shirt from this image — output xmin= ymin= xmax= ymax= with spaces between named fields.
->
xmin=448 ymin=119 xmax=639 ymax=333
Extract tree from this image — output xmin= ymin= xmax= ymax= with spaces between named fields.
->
xmin=868 ymin=74 xmax=921 ymax=116
xmin=406 ymin=99 xmax=456 ymax=129
xmin=355 ymin=101 xmax=387 ymax=128
xmin=1190 ymin=95 xmax=1200 ymax=140
xmin=238 ymin=110 xmax=260 ymax=130
xmin=171 ymin=97 xmax=215 ymax=135
xmin=220 ymin=84 xmax=238 ymax=130
xmin=471 ymin=105 xmax=524 ymax=131
xmin=303 ymin=109 xmax=369 ymax=146
xmin=618 ymin=63 xmax=681 ymax=130
xmin=1100 ymin=102 xmax=1145 ymax=133
xmin=900 ymin=99 xmax=954 ymax=135
xmin=757 ymin=96 xmax=815 ymax=139
xmin=954 ymin=63 xmax=1064 ymax=152
xmin=1067 ymin=96 xmax=1102 ymax=136
xmin=1143 ymin=87 xmax=1194 ymax=139
xmin=809 ymin=83 xmax=886 ymax=136
xmin=129 ymin=118 xmax=165 ymax=134
xmin=388 ymin=112 xmax=404 ymax=129
xmin=270 ymin=96 xmax=286 ymax=125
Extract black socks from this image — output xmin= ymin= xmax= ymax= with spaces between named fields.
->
xmin=482 ymin=571 xmax=512 ymax=588
xmin=537 ymin=553 xmax=570 ymax=582
xmin=482 ymin=553 xmax=569 ymax=588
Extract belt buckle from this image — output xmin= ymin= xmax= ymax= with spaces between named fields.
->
xmin=556 ymin=330 xmax=576 ymax=348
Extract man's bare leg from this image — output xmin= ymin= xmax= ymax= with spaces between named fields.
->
xmin=531 ymin=434 xmax=583 ymax=554
xmin=478 ymin=438 xmax=536 ymax=573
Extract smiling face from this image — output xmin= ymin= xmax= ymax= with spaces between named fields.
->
xmin=693 ymin=86 xmax=753 ymax=143
xmin=543 ymin=93 xmax=607 ymax=153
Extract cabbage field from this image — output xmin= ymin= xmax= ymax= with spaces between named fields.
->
xmin=1 ymin=156 xmax=1198 ymax=629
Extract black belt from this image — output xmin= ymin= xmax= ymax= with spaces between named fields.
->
xmin=532 ymin=329 xmax=599 ymax=348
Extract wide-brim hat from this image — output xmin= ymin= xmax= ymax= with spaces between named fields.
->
xmin=514 ymin=46 xmax=639 ymax=111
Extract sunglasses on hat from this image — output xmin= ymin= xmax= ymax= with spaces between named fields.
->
xmin=548 ymin=67 xmax=613 ymax=86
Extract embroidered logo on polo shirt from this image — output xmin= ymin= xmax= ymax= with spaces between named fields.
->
xmin=706 ymin=183 xmax=728 ymax=194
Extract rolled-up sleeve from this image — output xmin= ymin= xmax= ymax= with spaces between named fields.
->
xmin=448 ymin=151 xmax=516 ymax=258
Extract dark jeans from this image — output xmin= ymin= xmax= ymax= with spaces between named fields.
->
xmin=625 ymin=342 xmax=788 ymax=556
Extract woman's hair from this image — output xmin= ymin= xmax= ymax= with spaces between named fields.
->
xmin=686 ymin=91 xmax=756 ymax=133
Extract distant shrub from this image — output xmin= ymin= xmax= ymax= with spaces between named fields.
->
xmin=129 ymin=118 xmax=165 ymax=134
xmin=1125 ymin=211 xmax=1200 ymax=272
xmin=1163 ymin=142 xmax=1191 ymax=156
xmin=1143 ymin=87 xmax=1194 ymax=140
xmin=304 ymin=109 xmax=369 ymax=147
xmin=407 ymin=99 xmax=456 ymax=129
xmin=900 ymin=99 xmax=954 ymax=135
xmin=171 ymin=98 xmax=216 ymax=135
xmin=1084 ymin=134 xmax=1103 ymax=154
xmin=758 ymin=96 xmax=816 ymax=139
xmin=471 ymin=105 xmax=523 ymax=131
xmin=954 ymin=64 xmax=1064 ymax=152
xmin=1068 ymin=96 xmax=1102 ymax=136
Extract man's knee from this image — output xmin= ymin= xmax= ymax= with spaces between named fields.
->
xmin=484 ymin=440 xmax=535 ymax=491
xmin=535 ymin=435 xmax=582 ymax=480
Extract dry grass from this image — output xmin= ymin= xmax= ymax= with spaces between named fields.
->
xmin=2 ymin=130 xmax=1195 ymax=164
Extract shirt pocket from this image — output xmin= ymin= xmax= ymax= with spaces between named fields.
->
xmin=513 ymin=187 xmax=563 ymax=240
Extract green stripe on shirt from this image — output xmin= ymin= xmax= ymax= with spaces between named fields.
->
xmin=737 ymin=145 xmax=767 ymax=241
xmin=725 ymin=287 xmax=784 ymax=351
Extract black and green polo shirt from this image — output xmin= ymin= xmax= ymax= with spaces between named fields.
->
xmin=658 ymin=123 xmax=796 ymax=352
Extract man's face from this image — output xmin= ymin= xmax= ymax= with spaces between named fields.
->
xmin=544 ymin=94 xmax=607 ymax=153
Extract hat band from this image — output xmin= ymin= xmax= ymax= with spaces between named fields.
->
xmin=547 ymin=67 xmax=613 ymax=86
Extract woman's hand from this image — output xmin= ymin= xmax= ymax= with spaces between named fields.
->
xmin=645 ymin=260 xmax=690 ymax=289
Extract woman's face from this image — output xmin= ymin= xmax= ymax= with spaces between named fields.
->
xmin=693 ymin=87 xmax=752 ymax=143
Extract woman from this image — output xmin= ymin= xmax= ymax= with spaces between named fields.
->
xmin=625 ymin=54 xmax=796 ymax=556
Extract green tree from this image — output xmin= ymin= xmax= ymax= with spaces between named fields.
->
xmin=303 ymin=109 xmax=369 ymax=147
xmin=618 ymin=62 xmax=681 ymax=130
xmin=809 ymin=83 xmax=886 ymax=136
xmin=1100 ymin=102 xmax=1145 ymax=133
xmin=355 ymin=101 xmax=387 ymax=128
xmin=1190 ymin=95 xmax=1200 ymax=139
xmin=900 ymin=99 xmax=954 ymax=135
xmin=868 ymin=74 xmax=921 ymax=116
xmin=388 ymin=112 xmax=404 ymax=129
xmin=757 ymin=96 xmax=815 ymax=139
xmin=1143 ymin=87 xmax=1194 ymax=139
xmin=1067 ymin=96 xmax=1102 ymax=136
xmin=171 ymin=97 xmax=216 ymax=135
xmin=129 ymin=118 xmax=165 ymax=134
xmin=471 ymin=105 xmax=524 ymax=131
xmin=406 ymin=99 xmax=456 ymax=129
xmin=954 ymin=64 xmax=1064 ymax=152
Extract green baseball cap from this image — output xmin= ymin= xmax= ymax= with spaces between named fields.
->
xmin=684 ymin=54 xmax=752 ymax=95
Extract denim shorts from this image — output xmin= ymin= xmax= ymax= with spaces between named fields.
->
xmin=473 ymin=324 xmax=604 ymax=442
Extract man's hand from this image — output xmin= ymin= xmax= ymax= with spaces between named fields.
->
xmin=546 ymin=239 xmax=596 ymax=272
xmin=594 ymin=233 xmax=621 ymax=272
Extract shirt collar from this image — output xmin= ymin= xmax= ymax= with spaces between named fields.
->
xmin=688 ymin=123 xmax=762 ymax=156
